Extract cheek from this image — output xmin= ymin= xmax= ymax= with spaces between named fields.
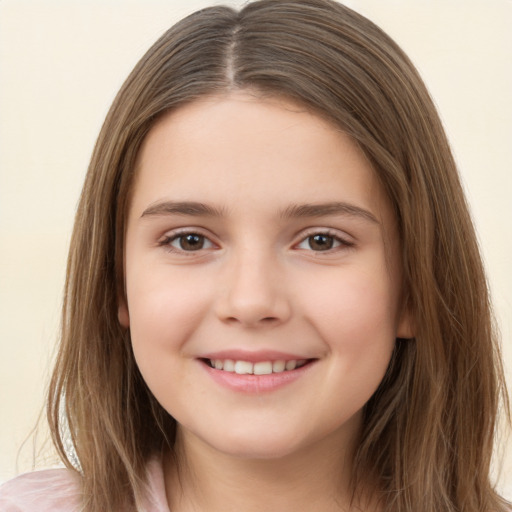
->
xmin=126 ymin=265 xmax=213 ymax=364
xmin=300 ymin=265 xmax=399 ymax=339
xmin=126 ymin=273 xmax=210 ymax=415
xmin=296 ymin=264 xmax=398 ymax=387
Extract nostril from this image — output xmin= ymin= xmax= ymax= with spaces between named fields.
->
xmin=215 ymin=286 xmax=292 ymax=326
xmin=224 ymin=315 xmax=279 ymax=325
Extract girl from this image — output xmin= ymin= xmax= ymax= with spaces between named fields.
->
xmin=1 ymin=0 xmax=509 ymax=511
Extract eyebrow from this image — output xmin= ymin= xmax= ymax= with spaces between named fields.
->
xmin=141 ymin=201 xmax=227 ymax=218
xmin=280 ymin=202 xmax=379 ymax=224
xmin=140 ymin=200 xmax=379 ymax=224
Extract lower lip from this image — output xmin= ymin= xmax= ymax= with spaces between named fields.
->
xmin=200 ymin=361 xmax=315 ymax=393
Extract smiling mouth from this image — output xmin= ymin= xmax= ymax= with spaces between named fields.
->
xmin=202 ymin=358 xmax=312 ymax=375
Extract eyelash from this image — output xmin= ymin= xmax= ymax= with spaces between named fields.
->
xmin=158 ymin=230 xmax=215 ymax=253
xmin=295 ymin=229 xmax=354 ymax=252
xmin=157 ymin=229 xmax=354 ymax=255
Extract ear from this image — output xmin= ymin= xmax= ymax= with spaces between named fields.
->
xmin=396 ymin=306 xmax=414 ymax=339
xmin=118 ymin=298 xmax=130 ymax=328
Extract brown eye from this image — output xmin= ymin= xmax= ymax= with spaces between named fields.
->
xmin=296 ymin=232 xmax=351 ymax=252
xmin=172 ymin=233 xmax=209 ymax=251
xmin=307 ymin=234 xmax=334 ymax=251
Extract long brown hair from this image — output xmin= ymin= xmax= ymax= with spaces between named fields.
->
xmin=47 ymin=1 xmax=510 ymax=510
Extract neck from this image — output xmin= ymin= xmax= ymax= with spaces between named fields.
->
xmin=163 ymin=425 xmax=377 ymax=512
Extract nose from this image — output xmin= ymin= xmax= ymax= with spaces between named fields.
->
xmin=214 ymin=249 xmax=292 ymax=327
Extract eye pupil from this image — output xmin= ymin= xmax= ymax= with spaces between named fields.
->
xmin=309 ymin=234 xmax=333 ymax=251
xmin=180 ymin=234 xmax=204 ymax=251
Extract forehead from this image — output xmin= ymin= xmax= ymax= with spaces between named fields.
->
xmin=130 ymin=91 xmax=391 ymax=224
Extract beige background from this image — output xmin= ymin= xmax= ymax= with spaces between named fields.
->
xmin=0 ymin=0 xmax=510 ymax=496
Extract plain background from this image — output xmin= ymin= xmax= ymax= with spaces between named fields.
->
xmin=0 ymin=0 xmax=510 ymax=497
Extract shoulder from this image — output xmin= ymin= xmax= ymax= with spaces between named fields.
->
xmin=0 ymin=468 xmax=81 ymax=512
xmin=142 ymin=456 xmax=170 ymax=512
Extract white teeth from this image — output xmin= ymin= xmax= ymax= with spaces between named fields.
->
xmin=253 ymin=361 xmax=273 ymax=375
xmin=285 ymin=360 xmax=297 ymax=371
xmin=234 ymin=361 xmax=253 ymax=374
xmin=209 ymin=358 xmax=307 ymax=374
xmin=223 ymin=359 xmax=235 ymax=372
xmin=272 ymin=360 xmax=286 ymax=373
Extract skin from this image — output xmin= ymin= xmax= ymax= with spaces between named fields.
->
xmin=119 ymin=91 xmax=412 ymax=511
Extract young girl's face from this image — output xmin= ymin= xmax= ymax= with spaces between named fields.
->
xmin=119 ymin=91 xmax=411 ymax=460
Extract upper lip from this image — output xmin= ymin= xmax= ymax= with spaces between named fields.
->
xmin=199 ymin=349 xmax=314 ymax=363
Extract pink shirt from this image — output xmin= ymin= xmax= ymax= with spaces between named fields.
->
xmin=0 ymin=457 xmax=170 ymax=512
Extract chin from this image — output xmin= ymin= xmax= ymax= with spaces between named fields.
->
xmin=201 ymin=426 xmax=315 ymax=460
